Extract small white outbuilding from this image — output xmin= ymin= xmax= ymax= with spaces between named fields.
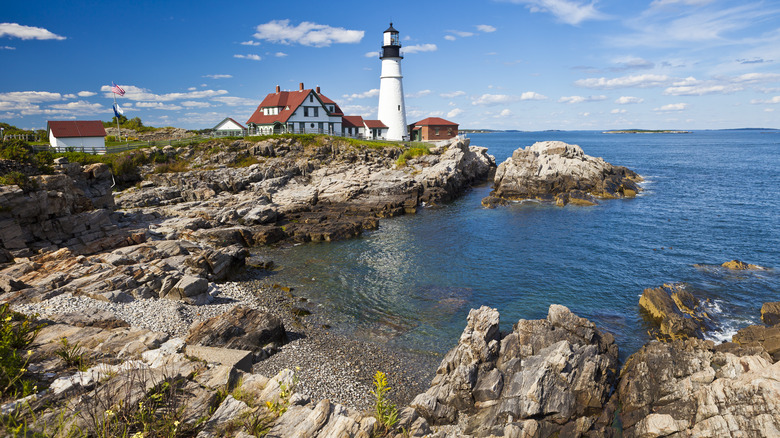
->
xmin=213 ymin=117 xmax=247 ymax=137
xmin=47 ymin=120 xmax=107 ymax=154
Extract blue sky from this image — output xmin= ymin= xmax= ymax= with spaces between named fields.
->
xmin=2 ymin=0 xmax=779 ymax=131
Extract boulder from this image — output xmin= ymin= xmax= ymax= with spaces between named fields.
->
xmin=732 ymin=324 xmax=780 ymax=361
xmin=614 ymin=338 xmax=780 ymax=437
xmin=762 ymin=302 xmax=780 ymax=327
xmin=638 ymin=283 xmax=713 ymax=341
xmin=185 ymin=306 xmax=287 ymax=358
xmin=164 ymin=275 xmax=211 ymax=305
xmin=410 ymin=305 xmax=619 ymax=436
xmin=722 ymin=259 xmax=768 ymax=270
xmin=483 ymin=141 xmax=641 ymax=206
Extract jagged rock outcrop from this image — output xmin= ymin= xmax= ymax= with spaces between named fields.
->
xmin=482 ymin=141 xmax=641 ymax=207
xmin=762 ymin=302 xmax=780 ymax=326
xmin=722 ymin=259 xmax=768 ymax=271
xmin=410 ymin=304 xmax=619 ymax=437
xmin=613 ymin=338 xmax=780 ymax=437
xmin=185 ymin=305 xmax=287 ymax=359
xmin=638 ymin=283 xmax=715 ymax=341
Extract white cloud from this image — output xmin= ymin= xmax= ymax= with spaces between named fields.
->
xmin=611 ymin=56 xmax=654 ymax=71
xmin=575 ymin=74 xmax=672 ymax=89
xmin=498 ymin=109 xmax=513 ymax=117
xmin=62 ymin=94 xmax=76 ymax=99
xmin=0 ymin=45 xmax=14 ymax=50
xmin=48 ymin=100 xmax=104 ymax=113
xmin=477 ymin=24 xmax=497 ymax=33
xmin=444 ymin=35 xmax=457 ymax=41
xmin=240 ymin=40 xmax=260 ymax=46
xmin=187 ymin=87 xmax=197 ymax=91
xmin=340 ymin=104 xmax=375 ymax=117
xmin=211 ymin=96 xmax=260 ymax=106
xmin=654 ymin=103 xmax=688 ymax=111
xmin=402 ymin=44 xmax=437 ymax=54
xmin=440 ymin=91 xmax=466 ymax=98
xmin=447 ymin=30 xmax=475 ymax=38
xmin=558 ymin=95 xmax=607 ymax=103
xmin=343 ymin=89 xmax=380 ymax=101
xmin=253 ymin=20 xmax=364 ymax=47
xmin=274 ymin=52 xmax=288 ymax=57
xmin=447 ymin=108 xmax=464 ymax=118
xmin=506 ymin=0 xmax=608 ymax=25
xmin=181 ymin=101 xmax=212 ymax=108
xmin=663 ymin=84 xmax=742 ymax=96
xmin=611 ymin=108 xmax=627 ymax=114
xmin=406 ymin=90 xmax=432 ymax=98
xmin=472 ymin=94 xmax=521 ymax=105
xmin=0 ymin=23 xmax=66 ymax=40
xmin=750 ymin=96 xmax=780 ymax=104
xmin=732 ymin=72 xmax=780 ymax=84
xmin=204 ymin=74 xmax=233 ymax=79
xmin=365 ymin=51 xmax=378 ymax=58
xmin=135 ymin=102 xmax=184 ymax=110
xmin=77 ymin=91 xmax=97 ymax=97
xmin=520 ymin=91 xmax=548 ymax=100
xmin=0 ymin=91 xmax=62 ymax=103
xmin=234 ymin=54 xmax=262 ymax=61
xmin=615 ymin=96 xmax=644 ymax=104
xmin=99 ymin=85 xmax=229 ymax=102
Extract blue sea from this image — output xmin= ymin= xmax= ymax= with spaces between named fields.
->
xmin=251 ymin=130 xmax=780 ymax=361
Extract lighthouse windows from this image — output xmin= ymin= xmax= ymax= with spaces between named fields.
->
xmin=398 ymin=105 xmax=401 ymax=111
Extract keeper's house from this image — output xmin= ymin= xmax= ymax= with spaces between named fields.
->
xmin=342 ymin=116 xmax=388 ymax=140
xmin=409 ymin=117 xmax=459 ymax=141
xmin=212 ymin=117 xmax=247 ymax=137
xmin=47 ymin=120 xmax=107 ymax=153
xmin=246 ymin=83 xmax=344 ymax=136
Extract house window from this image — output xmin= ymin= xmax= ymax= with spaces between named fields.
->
xmin=310 ymin=123 xmax=315 ymax=128
xmin=448 ymin=128 xmax=453 ymax=136
xmin=435 ymin=128 xmax=440 ymax=136
xmin=299 ymin=122 xmax=305 ymax=132
xmin=313 ymin=107 xmax=318 ymax=117
xmin=309 ymin=95 xmax=314 ymax=102
xmin=304 ymin=107 xmax=309 ymax=117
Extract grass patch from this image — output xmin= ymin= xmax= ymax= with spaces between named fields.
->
xmin=1 ymin=304 xmax=42 ymax=400
xmin=396 ymin=144 xmax=431 ymax=167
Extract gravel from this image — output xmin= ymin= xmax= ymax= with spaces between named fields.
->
xmin=13 ymin=276 xmax=441 ymax=412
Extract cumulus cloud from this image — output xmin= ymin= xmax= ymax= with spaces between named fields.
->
xmin=497 ymin=109 xmax=514 ymax=117
xmin=520 ymin=91 xmax=548 ymax=100
xmin=0 ymin=23 xmax=66 ymax=40
xmin=611 ymin=56 xmax=654 ymax=71
xmin=211 ymin=96 xmax=260 ymax=106
xmin=77 ymin=91 xmax=97 ymax=97
xmin=343 ymin=89 xmax=380 ymax=101
xmin=664 ymin=84 xmax=742 ymax=96
xmin=447 ymin=108 xmax=464 ymax=118
xmin=240 ymin=40 xmax=260 ymax=46
xmin=234 ymin=54 xmax=261 ymax=61
xmin=406 ymin=90 xmax=432 ymax=98
xmin=135 ymin=102 xmax=184 ymax=110
xmin=340 ymin=104 xmax=375 ymax=117
xmin=505 ymin=0 xmax=608 ymax=25
xmin=0 ymin=91 xmax=63 ymax=103
xmin=477 ymin=24 xmax=497 ymax=32
xmin=654 ymin=103 xmax=688 ymax=111
xmin=99 ymin=85 xmax=229 ymax=102
xmin=471 ymin=94 xmax=521 ymax=105
xmin=252 ymin=20 xmax=364 ymax=47
xmin=48 ymin=101 xmax=104 ymax=113
xmin=440 ymin=91 xmax=466 ymax=98
xmin=558 ymin=95 xmax=607 ymax=103
xmin=181 ymin=101 xmax=212 ymax=108
xmin=402 ymin=44 xmax=437 ymax=54
xmin=365 ymin=51 xmax=378 ymax=58
xmin=204 ymin=74 xmax=233 ymax=79
xmin=575 ymin=74 xmax=672 ymax=89
xmin=447 ymin=30 xmax=475 ymax=38
xmin=615 ymin=96 xmax=644 ymax=104
xmin=0 ymin=45 xmax=14 ymax=50
xmin=611 ymin=108 xmax=627 ymax=114
xmin=444 ymin=35 xmax=457 ymax=41
xmin=750 ymin=96 xmax=780 ymax=104
xmin=274 ymin=52 xmax=288 ymax=57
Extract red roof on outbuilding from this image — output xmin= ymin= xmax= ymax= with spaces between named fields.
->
xmin=364 ymin=120 xmax=387 ymax=129
xmin=47 ymin=120 xmax=107 ymax=138
xmin=412 ymin=117 xmax=459 ymax=127
xmin=342 ymin=115 xmax=364 ymax=128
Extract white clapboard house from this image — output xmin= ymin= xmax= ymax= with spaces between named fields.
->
xmin=212 ymin=117 xmax=247 ymax=137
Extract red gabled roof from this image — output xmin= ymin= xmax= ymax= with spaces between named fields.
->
xmin=246 ymin=87 xmax=345 ymax=125
xmin=342 ymin=115 xmax=364 ymax=128
xmin=47 ymin=120 xmax=107 ymax=138
xmin=413 ymin=117 xmax=459 ymax=127
xmin=364 ymin=120 xmax=387 ymax=129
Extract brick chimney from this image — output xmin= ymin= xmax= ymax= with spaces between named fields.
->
xmin=316 ymin=86 xmax=321 ymax=94
xmin=299 ymin=82 xmax=304 ymax=91
xmin=275 ymin=85 xmax=280 ymax=93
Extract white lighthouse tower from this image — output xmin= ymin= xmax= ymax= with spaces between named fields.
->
xmin=377 ymin=23 xmax=408 ymax=141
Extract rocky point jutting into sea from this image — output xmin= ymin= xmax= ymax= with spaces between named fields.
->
xmin=1 ymin=134 xmax=779 ymax=437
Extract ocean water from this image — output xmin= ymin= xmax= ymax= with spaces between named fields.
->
xmin=250 ymin=130 xmax=780 ymax=361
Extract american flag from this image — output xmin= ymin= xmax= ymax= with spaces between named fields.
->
xmin=111 ymin=81 xmax=125 ymax=96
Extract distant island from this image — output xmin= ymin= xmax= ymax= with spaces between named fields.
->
xmin=603 ymin=129 xmax=692 ymax=134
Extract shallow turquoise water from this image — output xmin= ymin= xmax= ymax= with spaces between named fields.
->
xmin=251 ymin=130 xmax=780 ymax=360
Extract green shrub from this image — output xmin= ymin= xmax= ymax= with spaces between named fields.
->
xmin=0 ymin=171 xmax=35 ymax=190
xmin=0 ymin=304 xmax=41 ymax=399
xmin=396 ymin=145 xmax=430 ymax=167
xmin=0 ymin=140 xmax=33 ymax=162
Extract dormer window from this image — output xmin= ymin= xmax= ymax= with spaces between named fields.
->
xmin=309 ymin=95 xmax=314 ymax=102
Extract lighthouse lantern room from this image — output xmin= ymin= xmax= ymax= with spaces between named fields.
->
xmin=377 ymin=23 xmax=408 ymax=141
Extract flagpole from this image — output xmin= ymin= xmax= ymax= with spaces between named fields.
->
xmin=113 ymin=92 xmax=122 ymax=143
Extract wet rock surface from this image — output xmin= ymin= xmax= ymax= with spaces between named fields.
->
xmin=638 ymin=282 xmax=715 ymax=341
xmin=482 ymin=140 xmax=642 ymax=207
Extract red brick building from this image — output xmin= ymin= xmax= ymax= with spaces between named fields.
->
xmin=409 ymin=117 xmax=459 ymax=141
